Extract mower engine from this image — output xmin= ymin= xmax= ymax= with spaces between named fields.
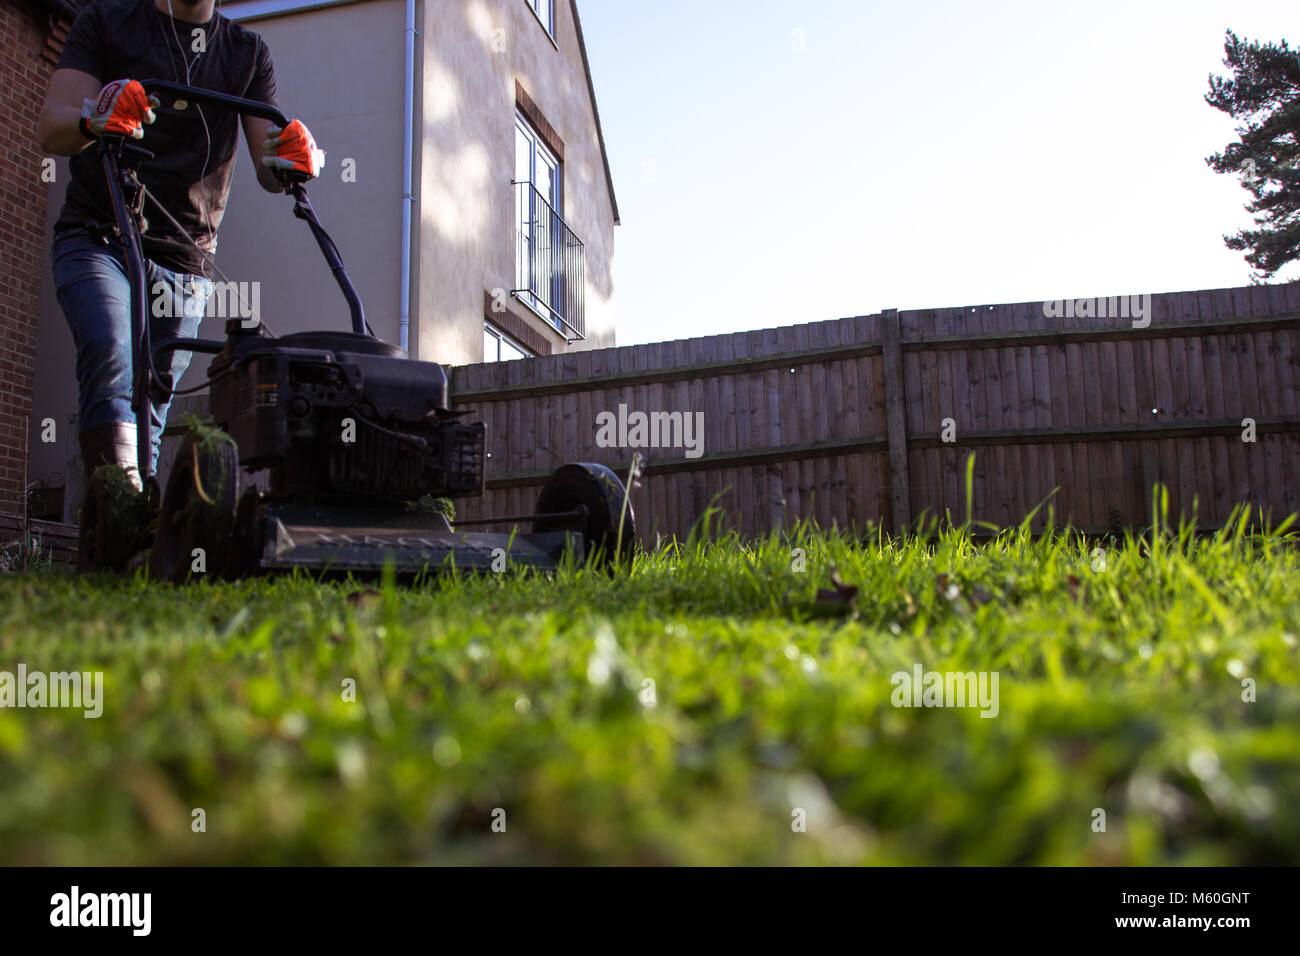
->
xmin=208 ymin=321 xmax=485 ymax=504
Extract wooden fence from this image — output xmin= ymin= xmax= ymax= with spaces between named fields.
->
xmin=450 ymin=282 xmax=1300 ymax=542
xmin=0 ymin=513 xmax=78 ymax=568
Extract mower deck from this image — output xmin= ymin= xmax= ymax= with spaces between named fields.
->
xmin=251 ymin=501 xmax=579 ymax=574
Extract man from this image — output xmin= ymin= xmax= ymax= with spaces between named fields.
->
xmin=37 ymin=0 xmax=325 ymax=489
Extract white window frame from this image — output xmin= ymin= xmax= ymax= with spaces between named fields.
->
xmin=484 ymin=322 xmax=533 ymax=363
xmin=523 ymin=0 xmax=556 ymax=39
xmin=514 ymin=112 xmax=563 ymax=330
xmin=516 ymin=112 xmax=561 ymax=215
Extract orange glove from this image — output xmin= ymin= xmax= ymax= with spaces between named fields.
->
xmin=261 ymin=119 xmax=325 ymax=182
xmin=80 ymin=79 xmax=158 ymax=139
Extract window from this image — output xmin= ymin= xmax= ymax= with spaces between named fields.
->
xmin=516 ymin=113 xmax=560 ymax=223
xmin=524 ymin=0 xmax=554 ymax=37
xmin=514 ymin=113 xmax=562 ymax=329
xmin=484 ymin=322 xmax=532 ymax=363
xmin=510 ymin=94 xmax=586 ymax=341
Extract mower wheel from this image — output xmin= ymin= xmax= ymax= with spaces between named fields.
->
xmin=533 ymin=463 xmax=635 ymax=566
xmin=149 ymin=432 xmax=239 ymax=583
xmin=224 ymin=486 xmax=267 ymax=580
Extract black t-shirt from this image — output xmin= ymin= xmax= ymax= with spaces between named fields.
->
xmin=54 ymin=0 xmax=277 ymax=276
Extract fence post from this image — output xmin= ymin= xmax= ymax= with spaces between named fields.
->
xmin=881 ymin=308 xmax=912 ymax=535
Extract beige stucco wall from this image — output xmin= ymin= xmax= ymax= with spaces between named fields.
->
xmin=416 ymin=0 xmax=617 ymax=363
xmin=210 ymin=0 xmax=408 ymax=349
xmin=28 ymin=0 xmax=617 ymax=490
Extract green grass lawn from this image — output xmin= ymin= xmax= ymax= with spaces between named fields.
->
xmin=1 ymin=506 xmax=1298 ymax=865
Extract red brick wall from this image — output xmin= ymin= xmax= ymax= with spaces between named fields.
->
xmin=0 ymin=1 xmax=57 ymax=514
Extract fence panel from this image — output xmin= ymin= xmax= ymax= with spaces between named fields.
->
xmin=449 ymin=281 xmax=1300 ymax=542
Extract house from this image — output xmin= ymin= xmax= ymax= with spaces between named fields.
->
xmin=13 ymin=0 xmax=619 ymax=519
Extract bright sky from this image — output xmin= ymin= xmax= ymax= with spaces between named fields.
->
xmin=580 ymin=0 xmax=1299 ymax=346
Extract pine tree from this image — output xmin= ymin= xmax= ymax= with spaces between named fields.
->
xmin=1205 ymin=31 xmax=1300 ymax=280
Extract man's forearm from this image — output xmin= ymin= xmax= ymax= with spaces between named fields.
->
xmin=38 ymin=102 xmax=95 ymax=156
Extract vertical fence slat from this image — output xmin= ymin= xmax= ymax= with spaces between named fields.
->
xmin=800 ymin=322 xmax=824 ymax=528
xmin=1010 ymin=301 xmax=1039 ymax=524
xmin=761 ymin=328 xmax=783 ymax=532
xmin=1165 ymin=294 xmax=1195 ymax=520
xmin=914 ymin=309 xmax=939 ymax=525
xmin=879 ymin=309 xmax=911 ymax=534
xmin=712 ymin=333 xmax=734 ymax=536
xmin=966 ymin=308 xmax=993 ymax=524
xmin=1212 ymin=291 xmax=1237 ymax=516
xmin=747 ymin=331 xmax=767 ymax=539
xmin=656 ymin=341 xmax=676 ymax=541
xmin=823 ymin=319 xmax=847 ymax=532
xmin=1231 ymin=287 xmax=1262 ymax=512
xmin=1179 ymin=293 xmax=1212 ymax=523
xmin=1250 ymin=286 xmax=1283 ymax=524
xmin=1004 ymin=306 xmax=1026 ymax=524
xmin=1197 ymin=290 xmax=1230 ymax=526
xmin=1096 ymin=314 xmax=1122 ymax=529
xmin=848 ymin=316 xmax=872 ymax=532
xmin=728 ymin=331 xmax=752 ymax=538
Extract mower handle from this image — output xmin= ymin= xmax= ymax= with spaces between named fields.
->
xmin=131 ymin=79 xmax=369 ymax=338
xmin=140 ymin=79 xmax=289 ymax=127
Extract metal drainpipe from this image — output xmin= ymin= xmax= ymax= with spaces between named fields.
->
xmin=399 ymin=0 xmax=415 ymax=353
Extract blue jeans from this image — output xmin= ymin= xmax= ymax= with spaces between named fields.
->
xmin=51 ymin=230 xmax=213 ymax=473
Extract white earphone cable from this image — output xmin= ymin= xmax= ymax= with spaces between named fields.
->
xmin=165 ymin=0 xmax=217 ymax=281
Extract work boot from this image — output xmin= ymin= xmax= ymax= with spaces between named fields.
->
xmin=79 ymin=421 xmax=144 ymax=492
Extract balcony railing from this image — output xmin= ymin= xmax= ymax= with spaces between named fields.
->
xmin=512 ymin=180 xmax=585 ymax=341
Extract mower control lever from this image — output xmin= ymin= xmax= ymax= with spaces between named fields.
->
xmin=139 ymin=79 xmax=289 ymax=127
xmin=133 ymin=79 xmax=371 ymax=340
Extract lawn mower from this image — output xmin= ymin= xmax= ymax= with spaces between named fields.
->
xmin=77 ymin=80 xmax=634 ymax=581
